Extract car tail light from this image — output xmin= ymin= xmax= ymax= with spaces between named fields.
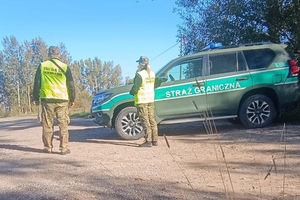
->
xmin=289 ymin=59 xmax=299 ymax=75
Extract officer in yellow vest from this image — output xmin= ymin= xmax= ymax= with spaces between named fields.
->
xmin=33 ymin=46 xmax=75 ymax=155
xmin=130 ymin=56 xmax=166 ymax=147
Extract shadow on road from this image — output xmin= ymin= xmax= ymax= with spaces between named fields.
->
xmin=68 ymin=127 xmax=141 ymax=147
xmin=0 ymin=118 xmax=41 ymax=131
xmin=2 ymin=116 xmax=300 ymax=150
xmin=0 ymin=153 xmax=285 ymax=200
xmin=0 ymin=144 xmax=44 ymax=154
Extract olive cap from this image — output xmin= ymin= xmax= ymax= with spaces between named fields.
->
xmin=136 ymin=56 xmax=149 ymax=64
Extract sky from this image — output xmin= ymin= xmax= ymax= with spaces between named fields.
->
xmin=0 ymin=0 xmax=182 ymax=79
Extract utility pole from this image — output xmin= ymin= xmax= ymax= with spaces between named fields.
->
xmin=180 ymin=34 xmax=186 ymax=56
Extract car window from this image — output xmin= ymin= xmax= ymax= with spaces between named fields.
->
xmin=209 ymin=53 xmax=237 ymax=75
xmin=208 ymin=52 xmax=247 ymax=75
xmin=243 ymin=48 xmax=275 ymax=69
xmin=166 ymin=58 xmax=203 ymax=81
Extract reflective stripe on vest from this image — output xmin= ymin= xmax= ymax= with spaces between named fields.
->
xmin=40 ymin=59 xmax=69 ymax=100
xmin=135 ymin=70 xmax=155 ymax=104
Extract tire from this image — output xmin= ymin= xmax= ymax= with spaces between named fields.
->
xmin=239 ymin=94 xmax=276 ymax=128
xmin=115 ymin=107 xmax=145 ymax=140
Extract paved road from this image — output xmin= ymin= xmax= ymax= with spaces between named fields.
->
xmin=0 ymin=116 xmax=300 ymax=200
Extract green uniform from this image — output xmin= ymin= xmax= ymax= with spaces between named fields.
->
xmin=130 ymin=68 xmax=158 ymax=142
xmin=137 ymin=103 xmax=158 ymax=142
xmin=41 ymin=102 xmax=70 ymax=151
xmin=33 ymin=58 xmax=75 ymax=152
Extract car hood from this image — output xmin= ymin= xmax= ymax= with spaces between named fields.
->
xmin=95 ymin=84 xmax=133 ymax=96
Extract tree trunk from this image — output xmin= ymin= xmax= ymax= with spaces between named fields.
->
xmin=17 ymin=82 xmax=20 ymax=114
xmin=95 ymin=77 xmax=98 ymax=93
xmin=27 ymin=85 xmax=31 ymax=113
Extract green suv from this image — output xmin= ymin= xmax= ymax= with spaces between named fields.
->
xmin=91 ymin=43 xmax=300 ymax=140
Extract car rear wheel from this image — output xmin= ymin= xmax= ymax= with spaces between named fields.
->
xmin=239 ymin=94 xmax=276 ymax=128
xmin=115 ymin=107 xmax=144 ymax=140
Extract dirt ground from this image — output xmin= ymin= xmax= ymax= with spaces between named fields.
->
xmin=0 ymin=116 xmax=300 ymax=200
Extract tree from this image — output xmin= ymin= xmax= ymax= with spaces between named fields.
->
xmin=81 ymin=58 xmax=122 ymax=94
xmin=101 ymin=62 xmax=122 ymax=89
xmin=0 ymin=35 xmax=124 ymax=116
xmin=0 ymin=52 xmax=7 ymax=113
xmin=22 ymin=38 xmax=48 ymax=113
xmin=23 ymin=41 xmax=34 ymax=113
xmin=58 ymin=42 xmax=72 ymax=65
xmin=70 ymin=60 xmax=91 ymax=112
xmin=175 ymin=0 xmax=300 ymax=54
xmin=30 ymin=37 xmax=48 ymax=64
xmin=124 ymin=76 xmax=133 ymax=85
xmin=1 ymin=36 xmax=25 ymax=113
xmin=282 ymin=0 xmax=300 ymax=54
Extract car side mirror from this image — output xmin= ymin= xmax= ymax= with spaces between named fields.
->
xmin=158 ymin=73 xmax=168 ymax=80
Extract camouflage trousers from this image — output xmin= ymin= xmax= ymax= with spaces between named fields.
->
xmin=137 ymin=103 xmax=158 ymax=142
xmin=41 ymin=102 xmax=70 ymax=151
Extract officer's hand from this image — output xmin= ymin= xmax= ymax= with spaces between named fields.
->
xmin=161 ymin=77 xmax=168 ymax=82
xmin=69 ymin=102 xmax=75 ymax=107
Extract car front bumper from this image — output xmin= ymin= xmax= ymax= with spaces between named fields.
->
xmin=91 ymin=111 xmax=112 ymax=127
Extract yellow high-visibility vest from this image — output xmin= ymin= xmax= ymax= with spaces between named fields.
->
xmin=40 ymin=59 xmax=69 ymax=100
xmin=135 ymin=69 xmax=155 ymax=104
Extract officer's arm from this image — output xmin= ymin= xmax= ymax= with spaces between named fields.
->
xmin=32 ymin=65 xmax=41 ymax=103
xmin=66 ymin=67 xmax=76 ymax=102
xmin=154 ymin=77 xmax=167 ymax=88
xmin=129 ymin=74 xmax=142 ymax=95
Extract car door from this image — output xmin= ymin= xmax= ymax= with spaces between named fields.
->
xmin=155 ymin=56 xmax=208 ymax=120
xmin=205 ymin=51 xmax=253 ymax=116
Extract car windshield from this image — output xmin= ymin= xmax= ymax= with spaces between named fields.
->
xmin=155 ymin=60 xmax=174 ymax=77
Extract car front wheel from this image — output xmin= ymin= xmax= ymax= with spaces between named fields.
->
xmin=239 ymin=94 xmax=276 ymax=128
xmin=115 ymin=107 xmax=144 ymax=140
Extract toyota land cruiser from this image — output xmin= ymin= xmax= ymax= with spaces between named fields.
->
xmin=91 ymin=42 xmax=300 ymax=140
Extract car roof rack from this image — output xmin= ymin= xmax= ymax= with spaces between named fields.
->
xmin=240 ymin=41 xmax=274 ymax=46
xmin=199 ymin=41 xmax=275 ymax=52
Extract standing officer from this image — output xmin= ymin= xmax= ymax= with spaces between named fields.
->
xmin=33 ymin=46 xmax=75 ymax=155
xmin=130 ymin=56 xmax=166 ymax=147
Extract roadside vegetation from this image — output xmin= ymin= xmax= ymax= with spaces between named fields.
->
xmin=175 ymin=0 xmax=300 ymax=57
xmin=0 ymin=37 xmax=122 ymax=117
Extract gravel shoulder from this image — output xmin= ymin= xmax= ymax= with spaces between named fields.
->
xmin=0 ymin=116 xmax=300 ymax=200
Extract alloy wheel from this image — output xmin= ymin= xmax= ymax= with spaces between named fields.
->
xmin=246 ymin=100 xmax=271 ymax=125
xmin=120 ymin=112 xmax=143 ymax=136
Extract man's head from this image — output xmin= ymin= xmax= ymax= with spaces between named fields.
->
xmin=136 ymin=56 xmax=149 ymax=67
xmin=48 ymin=46 xmax=60 ymax=59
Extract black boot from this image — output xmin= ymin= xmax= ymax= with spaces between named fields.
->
xmin=139 ymin=141 xmax=152 ymax=147
xmin=60 ymin=149 xmax=71 ymax=155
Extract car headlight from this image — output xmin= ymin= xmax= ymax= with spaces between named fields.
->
xmin=92 ymin=92 xmax=112 ymax=105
